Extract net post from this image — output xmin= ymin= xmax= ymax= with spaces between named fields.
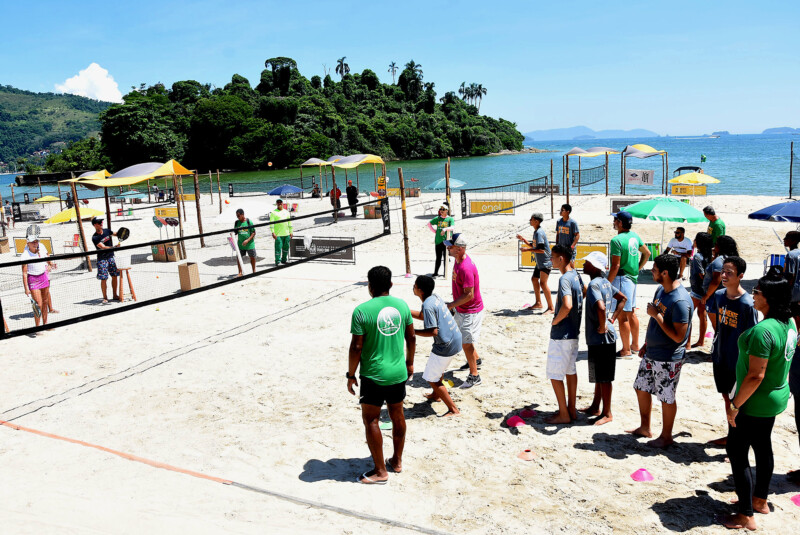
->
xmin=208 ymin=171 xmax=214 ymax=204
xmin=331 ymin=166 xmax=338 ymax=223
xmin=180 ymin=177 xmax=187 ymax=221
xmin=216 ymin=170 xmax=222 ymax=214
xmin=445 ymin=158 xmax=451 ymax=279
xmin=578 ymin=156 xmax=582 ymax=194
xmin=380 ymin=197 xmax=390 ymax=234
xmin=566 ymin=159 xmax=570 ymax=205
xmin=173 ymin=175 xmax=187 ymax=258
xmin=605 ymin=152 xmax=609 ymax=196
xmin=193 ymin=171 xmax=206 ymax=247
xmin=550 ymin=159 xmax=554 ymax=219
xmin=565 ymin=155 xmax=569 ymax=196
xmin=398 ymin=168 xmax=411 ymax=276
xmin=10 ymin=184 xmax=14 ymax=202
xmin=104 ymin=187 xmax=112 ymax=233
xmin=57 ymin=182 xmax=63 ymax=211
xmin=70 ymin=180 xmax=92 ymax=272
xmin=37 ymin=176 xmax=43 ymax=198
xmin=300 ymin=167 xmax=304 ymax=193
xmin=790 ymin=141 xmax=794 ymax=199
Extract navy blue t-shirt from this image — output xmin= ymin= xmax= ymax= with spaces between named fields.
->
xmin=422 ymin=294 xmax=462 ymax=357
xmin=709 ymin=289 xmax=759 ymax=370
xmin=92 ymin=229 xmax=115 ymax=261
xmin=689 ymin=252 xmax=707 ymax=296
xmin=645 ymin=285 xmax=693 ymax=362
xmin=551 ymin=270 xmax=583 ymax=340
xmin=585 ymin=277 xmax=616 ymax=346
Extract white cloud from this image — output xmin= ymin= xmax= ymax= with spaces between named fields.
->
xmin=55 ymin=63 xmax=123 ymax=103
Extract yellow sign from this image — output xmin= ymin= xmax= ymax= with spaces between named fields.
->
xmin=155 ymin=207 xmax=179 ymax=218
xmin=520 ymin=244 xmax=537 ymax=268
xmin=178 ymin=193 xmax=196 ymax=201
xmin=671 ymin=184 xmax=706 ymax=196
xmin=377 ymin=176 xmax=387 ymax=199
xmin=575 ymin=243 xmax=609 ymax=270
xmin=15 ymin=237 xmax=54 ymax=255
xmin=386 ymin=187 xmax=421 ymax=197
xmin=470 ymin=200 xmax=514 ymax=215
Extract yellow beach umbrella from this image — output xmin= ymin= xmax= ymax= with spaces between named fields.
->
xmin=33 ymin=195 xmax=61 ymax=203
xmin=668 ymin=172 xmax=720 ymax=185
xmin=44 ymin=207 xmax=104 ymax=224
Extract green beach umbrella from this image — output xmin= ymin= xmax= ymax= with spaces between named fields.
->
xmin=620 ymin=196 xmax=706 ymax=248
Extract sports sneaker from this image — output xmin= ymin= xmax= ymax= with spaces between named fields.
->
xmin=460 ymin=374 xmax=482 ymax=389
xmin=458 ymin=359 xmax=482 ymax=371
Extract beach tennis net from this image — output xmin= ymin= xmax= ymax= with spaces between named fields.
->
xmin=0 ymin=198 xmax=391 ymax=339
xmin=228 ymin=177 xmax=311 ymax=197
xmin=460 ymin=175 xmax=549 ymax=218
xmin=570 ymin=164 xmax=605 ymax=190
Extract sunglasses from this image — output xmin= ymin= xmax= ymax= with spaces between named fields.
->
xmin=752 ymin=288 xmax=762 ymax=296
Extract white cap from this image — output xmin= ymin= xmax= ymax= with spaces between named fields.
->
xmin=584 ymin=251 xmax=608 ymax=271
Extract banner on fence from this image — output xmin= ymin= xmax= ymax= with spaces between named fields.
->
xmin=155 ymin=207 xmax=179 ymax=218
xmin=289 ymin=236 xmax=356 ymax=263
xmin=625 ymin=169 xmax=655 ymax=186
xmin=469 ymin=200 xmax=514 ymax=215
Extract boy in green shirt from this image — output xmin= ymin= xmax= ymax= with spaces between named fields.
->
xmin=269 ymin=199 xmax=293 ymax=265
xmin=428 ymin=205 xmax=454 ymax=277
xmin=703 ymin=206 xmax=726 ymax=244
xmin=234 ymin=208 xmax=256 ymax=276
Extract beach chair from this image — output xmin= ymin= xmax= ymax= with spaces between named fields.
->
xmin=290 ymin=203 xmax=298 ymax=213
xmin=763 ymin=253 xmax=786 ymax=275
xmin=422 ymin=201 xmax=434 ymax=216
xmin=64 ymin=233 xmax=81 ymax=252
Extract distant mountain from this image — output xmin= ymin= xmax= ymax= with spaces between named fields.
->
xmin=524 ymin=125 xmax=659 ymax=142
xmin=762 ymin=127 xmax=800 ymax=135
xmin=0 ymin=85 xmax=112 ymax=164
xmin=712 ymin=131 xmax=730 ymax=136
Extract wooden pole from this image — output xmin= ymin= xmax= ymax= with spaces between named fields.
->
xmin=179 ymin=177 xmax=187 ymax=221
xmin=444 ymin=158 xmax=451 ymax=280
xmin=147 ymin=179 xmax=152 ymax=203
xmin=356 ymin=167 xmax=359 ymax=191
xmin=578 ymin=157 xmax=582 ymax=194
xmin=324 ymin=166 xmax=328 ymax=191
xmin=173 ymin=175 xmax=186 ymax=258
xmin=398 ymin=168 xmax=411 ymax=276
xmin=57 ymin=181 xmax=63 ymax=210
xmin=10 ymin=184 xmax=14 ymax=202
xmin=300 ymin=167 xmax=304 ymax=194
xmin=37 ymin=177 xmax=43 ymax=197
xmin=193 ymin=171 xmax=205 ymax=247
xmin=550 ymin=159 xmax=554 ymax=219
xmin=605 ymin=152 xmax=609 ymax=196
xmin=331 ymin=166 xmax=338 ymax=223
xmin=664 ymin=153 xmax=669 ymax=196
xmin=104 ymin=187 xmax=112 ymax=233
xmin=566 ymin=158 xmax=570 ymax=205
xmin=70 ymin=180 xmax=92 ymax=272
xmin=791 ymin=141 xmax=795 ymax=199
xmin=373 ymin=163 xmax=377 ymax=191
xmin=216 ymin=169 xmax=222 ymax=214
xmin=208 ymin=171 xmax=213 ymax=204
xmin=621 ymin=155 xmax=625 ymax=195
xmin=564 ymin=155 xmax=568 ymax=192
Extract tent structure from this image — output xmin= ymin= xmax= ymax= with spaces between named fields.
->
xmin=44 ymin=207 xmax=104 ymax=225
xmin=620 ymin=144 xmax=668 ymax=195
xmin=562 ymin=146 xmax=619 ymax=198
xmin=33 ymin=195 xmax=60 ymax=203
xmin=300 ymin=158 xmax=334 ymax=191
xmin=332 ymin=154 xmax=386 ymax=191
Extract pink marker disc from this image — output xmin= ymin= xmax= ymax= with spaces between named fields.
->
xmin=506 ymin=415 xmax=525 ymax=427
xmin=631 ymin=468 xmax=654 ymax=482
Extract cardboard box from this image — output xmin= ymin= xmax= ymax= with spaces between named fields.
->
xmin=364 ymin=205 xmax=381 ymax=219
xmin=151 ymin=244 xmax=166 ymax=262
xmin=165 ymin=242 xmax=183 ymax=262
xmin=178 ymin=262 xmax=200 ymax=291
xmin=0 ymin=237 xmax=9 ymax=254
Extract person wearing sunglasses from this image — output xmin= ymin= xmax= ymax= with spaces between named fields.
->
xmin=428 ymin=205 xmax=454 ymax=278
xmin=664 ymin=226 xmax=693 ymax=280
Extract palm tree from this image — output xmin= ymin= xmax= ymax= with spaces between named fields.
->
xmin=404 ymin=60 xmax=423 ymax=81
xmin=458 ymin=81 xmax=466 ymax=100
xmin=476 ymin=83 xmax=487 ymax=112
xmin=388 ymin=61 xmax=398 ymax=84
xmin=468 ymin=83 xmax=479 ymax=106
xmin=335 ymin=57 xmax=350 ymax=79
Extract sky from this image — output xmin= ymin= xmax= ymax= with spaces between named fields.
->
xmin=2 ymin=0 xmax=798 ymax=135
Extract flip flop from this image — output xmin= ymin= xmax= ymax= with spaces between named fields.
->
xmin=357 ymin=472 xmax=387 ymax=485
xmin=386 ymin=459 xmax=402 ymax=474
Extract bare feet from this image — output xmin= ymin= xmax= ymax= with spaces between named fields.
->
xmin=441 ymin=409 xmax=460 ymax=417
xmin=593 ymin=415 xmax=613 ymax=426
xmin=752 ymin=497 xmax=769 ymax=515
xmin=626 ymin=426 xmax=653 ymax=438
xmin=545 ymin=413 xmax=572 ymax=425
xmin=386 ymin=457 xmax=402 ymax=473
xmin=531 ymin=303 xmax=543 ymax=309
xmin=49 ymin=309 xmax=60 ymax=314
xmin=423 ymin=392 xmax=441 ymax=402
xmin=719 ymin=513 xmax=756 ymax=531
xmin=707 ymin=436 xmax=727 ymax=447
xmin=647 ymin=436 xmax=674 ymax=449
xmin=580 ymin=405 xmax=601 ymax=416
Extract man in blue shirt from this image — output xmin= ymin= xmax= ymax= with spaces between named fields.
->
xmin=555 ymin=204 xmax=580 ymax=261
xmin=517 ymin=212 xmax=554 ymax=313
xmin=629 ymin=254 xmax=693 ymax=449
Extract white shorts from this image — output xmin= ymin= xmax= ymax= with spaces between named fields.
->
xmin=422 ymin=352 xmax=457 ymax=382
xmin=454 ymin=309 xmax=484 ymax=344
xmin=547 ymin=339 xmax=579 ymax=380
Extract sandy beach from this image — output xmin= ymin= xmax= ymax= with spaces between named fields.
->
xmin=1 ymin=191 xmax=799 ymax=534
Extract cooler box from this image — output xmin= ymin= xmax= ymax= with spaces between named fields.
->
xmin=178 ymin=262 xmax=200 ymax=291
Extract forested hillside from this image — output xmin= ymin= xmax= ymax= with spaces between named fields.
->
xmin=0 ymin=85 xmax=111 ymax=165
xmin=47 ymin=57 xmax=523 ymax=172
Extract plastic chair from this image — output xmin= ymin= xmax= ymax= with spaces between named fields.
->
xmin=64 ymin=233 xmax=81 ymax=252
xmin=763 ymin=254 xmax=786 ymax=275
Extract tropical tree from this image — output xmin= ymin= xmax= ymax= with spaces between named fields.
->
xmin=475 ymin=83 xmax=487 ymax=112
xmin=458 ymin=81 xmax=466 ymax=100
xmin=404 ymin=60 xmax=423 ymax=80
xmin=335 ymin=57 xmax=350 ymax=79
xmin=388 ymin=61 xmax=398 ymax=84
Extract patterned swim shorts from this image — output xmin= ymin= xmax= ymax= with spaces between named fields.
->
xmin=633 ymin=357 xmax=684 ymax=404
xmin=96 ymin=257 xmax=119 ymax=281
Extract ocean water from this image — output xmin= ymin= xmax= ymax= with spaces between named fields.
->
xmin=1 ymin=134 xmax=795 ymax=200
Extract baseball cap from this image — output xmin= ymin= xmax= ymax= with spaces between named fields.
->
xmin=613 ymin=211 xmax=633 ymax=224
xmin=26 ymin=234 xmax=38 ymax=243
xmin=584 ymin=251 xmax=608 ymax=271
xmin=276 ymin=198 xmax=284 ymax=204
xmin=444 ymin=233 xmax=467 ymax=247
xmin=91 ymin=217 xmax=103 ymax=225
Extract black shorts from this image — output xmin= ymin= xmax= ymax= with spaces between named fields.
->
xmin=790 ymin=302 xmax=800 ymax=318
xmin=533 ymin=266 xmax=551 ymax=278
xmin=713 ymin=361 xmax=737 ymax=395
xmin=240 ymin=249 xmax=256 ymax=258
xmin=359 ymin=376 xmax=406 ymax=407
xmin=588 ymin=344 xmax=616 ymax=383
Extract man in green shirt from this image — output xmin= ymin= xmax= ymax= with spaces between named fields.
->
xmin=429 ymin=205 xmax=454 ymax=277
xmin=607 ymin=211 xmax=651 ymax=357
xmin=348 ymin=266 xmax=416 ymax=484
xmin=269 ymin=199 xmax=293 ymax=265
xmin=234 ymin=208 xmax=256 ymax=276
xmin=703 ymin=206 xmax=726 ymax=244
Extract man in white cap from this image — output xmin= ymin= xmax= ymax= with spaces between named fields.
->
xmin=269 ymin=199 xmax=293 ymax=265
xmin=581 ymin=251 xmax=627 ymax=425
xmin=444 ymin=233 xmax=484 ymax=389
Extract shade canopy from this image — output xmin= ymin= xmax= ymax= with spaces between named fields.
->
xmin=332 ymin=154 xmax=385 ymax=169
xmin=622 ymin=144 xmax=667 ymax=159
xmin=300 ymin=158 xmax=331 ymax=166
xmin=667 ymin=172 xmax=720 ymax=185
xmin=326 ymin=155 xmax=345 ymax=163
xmin=622 ymin=197 xmax=706 ymax=223
xmin=748 ymin=201 xmax=800 ymax=223
xmin=44 ymin=206 xmax=104 ymax=224
xmin=268 ymin=184 xmax=303 ymax=196
xmin=564 ymin=146 xmax=619 ymax=158
xmin=33 ymin=195 xmax=61 ymax=203
xmin=75 ymin=160 xmax=193 ymax=189
xmin=62 ymin=169 xmax=112 ymax=183
xmin=427 ymin=177 xmax=465 ymax=190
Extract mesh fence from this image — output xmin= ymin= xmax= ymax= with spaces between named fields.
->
xmin=228 ymin=176 xmax=313 ymax=197
xmin=570 ymin=164 xmax=605 ymax=190
xmin=0 ymin=197 xmax=390 ymax=339
xmin=793 ymin=147 xmax=799 ymax=195
xmin=460 ymin=175 xmax=549 ymax=218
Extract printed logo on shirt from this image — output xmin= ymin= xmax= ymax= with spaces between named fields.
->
xmin=627 ymin=237 xmax=640 ymax=258
xmin=719 ymin=307 xmax=739 ymax=329
xmin=785 ymin=329 xmax=798 ymax=362
xmin=559 ymin=226 xmax=571 ymax=235
xmin=377 ymin=307 xmax=402 ymax=336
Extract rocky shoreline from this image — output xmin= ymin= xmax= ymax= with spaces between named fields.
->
xmin=487 ymin=147 xmax=558 ymax=156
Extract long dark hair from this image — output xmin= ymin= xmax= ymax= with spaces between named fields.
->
xmin=716 ymin=235 xmax=739 ymax=258
xmin=695 ymin=232 xmax=713 ymax=265
xmin=757 ymin=266 xmax=792 ymax=323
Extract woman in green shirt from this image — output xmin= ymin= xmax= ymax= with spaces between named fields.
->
xmin=721 ymin=266 xmax=796 ymax=531
xmin=428 ymin=205 xmax=454 ymax=278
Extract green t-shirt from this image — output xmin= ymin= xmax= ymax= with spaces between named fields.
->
xmin=707 ymin=218 xmax=726 ymax=244
xmin=609 ymin=230 xmax=645 ymax=283
xmin=234 ymin=218 xmax=255 ymax=250
xmin=350 ymin=295 xmax=413 ymax=386
xmin=735 ymin=318 xmax=797 ymax=417
xmin=429 ymin=216 xmax=454 ymax=245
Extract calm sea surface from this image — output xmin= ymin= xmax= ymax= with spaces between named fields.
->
xmin=1 ymin=134 xmax=796 ymax=200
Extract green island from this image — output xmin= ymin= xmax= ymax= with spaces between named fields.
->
xmin=2 ymin=57 xmax=524 ymax=174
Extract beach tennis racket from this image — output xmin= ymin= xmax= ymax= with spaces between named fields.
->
xmin=117 ymin=227 xmax=130 ymax=242
xmin=30 ymin=296 xmax=41 ymax=319
xmin=165 ymin=218 xmax=178 ymax=227
xmin=152 ymin=216 xmax=162 ymax=228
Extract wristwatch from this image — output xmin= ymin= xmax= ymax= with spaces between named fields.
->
xmin=729 ymin=401 xmax=739 ymax=412
xmin=346 ymin=372 xmax=356 ymax=380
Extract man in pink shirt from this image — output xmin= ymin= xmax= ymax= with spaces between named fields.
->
xmin=445 ymin=233 xmax=484 ymax=388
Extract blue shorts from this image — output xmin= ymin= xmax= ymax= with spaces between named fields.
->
xmin=611 ymin=275 xmax=636 ymax=312
xmin=96 ymin=257 xmax=119 ymax=280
